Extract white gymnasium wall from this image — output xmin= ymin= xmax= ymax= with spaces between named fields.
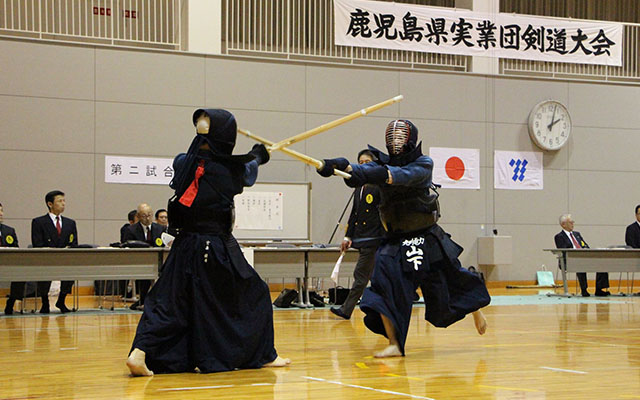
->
xmin=2 ymin=37 xmax=640 ymax=282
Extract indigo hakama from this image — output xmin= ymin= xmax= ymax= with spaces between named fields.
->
xmin=129 ymin=109 xmax=278 ymax=373
xmin=317 ymin=117 xmax=491 ymax=355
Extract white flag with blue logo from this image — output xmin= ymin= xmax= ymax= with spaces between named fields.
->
xmin=494 ymin=151 xmax=543 ymax=190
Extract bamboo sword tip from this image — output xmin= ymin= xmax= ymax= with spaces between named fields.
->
xmin=394 ymin=95 xmax=404 ymax=102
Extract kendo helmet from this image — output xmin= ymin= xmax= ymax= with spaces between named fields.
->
xmin=192 ymin=109 xmax=237 ymax=155
xmin=385 ymin=119 xmax=418 ymax=156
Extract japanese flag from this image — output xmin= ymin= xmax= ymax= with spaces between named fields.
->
xmin=429 ymin=147 xmax=480 ymax=189
xmin=494 ymin=150 xmax=543 ymax=190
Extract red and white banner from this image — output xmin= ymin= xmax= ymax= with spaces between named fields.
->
xmin=429 ymin=147 xmax=480 ymax=189
xmin=334 ymin=0 xmax=622 ymax=66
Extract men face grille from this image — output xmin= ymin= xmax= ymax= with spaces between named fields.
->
xmin=385 ymin=120 xmax=410 ymax=155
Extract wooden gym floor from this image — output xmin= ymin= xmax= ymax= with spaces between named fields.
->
xmin=1 ymin=289 xmax=639 ymax=400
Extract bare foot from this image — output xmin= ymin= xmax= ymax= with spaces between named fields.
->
xmin=127 ymin=348 xmax=154 ymax=376
xmin=472 ymin=310 xmax=487 ymax=335
xmin=374 ymin=344 xmax=402 ymax=358
xmin=263 ymin=356 xmax=291 ymax=367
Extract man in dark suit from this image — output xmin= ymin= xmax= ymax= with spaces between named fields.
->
xmin=1 ymin=202 xmax=21 ymax=315
xmin=105 ymin=209 xmax=138 ymax=299
xmin=625 ymin=204 xmax=640 ymax=248
xmin=122 ymin=203 xmax=166 ymax=310
xmin=154 ymin=209 xmax=168 ymax=228
xmin=120 ymin=209 xmax=138 ymax=243
xmin=330 ymin=150 xmax=384 ymax=320
xmin=31 ymin=190 xmax=78 ymax=313
xmin=554 ymin=214 xmax=609 ymax=297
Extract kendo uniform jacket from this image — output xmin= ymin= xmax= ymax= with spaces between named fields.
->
xmin=0 ymin=224 xmax=18 ymax=247
xmin=625 ymin=222 xmax=640 ymax=248
xmin=345 ymin=185 xmax=384 ymax=249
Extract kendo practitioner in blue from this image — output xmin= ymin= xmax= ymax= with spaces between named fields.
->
xmin=318 ymin=119 xmax=490 ymax=358
xmin=127 ymin=109 xmax=290 ymax=376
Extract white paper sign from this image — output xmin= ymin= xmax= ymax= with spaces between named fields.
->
xmin=234 ymin=191 xmax=284 ymax=231
xmin=335 ymin=0 xmax=622 ymax=66
xmin=105 ymin=155 xmax=174 ymax=185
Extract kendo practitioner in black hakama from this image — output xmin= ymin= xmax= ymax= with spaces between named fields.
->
xmin=317 ymin=119 xmax=490 ymax=358
xmin=127 ymin=109 xmax=290 ymax=376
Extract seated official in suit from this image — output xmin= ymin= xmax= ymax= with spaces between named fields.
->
xmin=554 ymin=214 xmax=610 ymax=297
xmin=155 ymin=209 xmax=168 ymax=227
xmin=123 ymin=203 xmax=166 ymax=310
xmin=31 ymin=190 xmax=79 ymax=313
xmin=625 ymin=204 xmax=640 ymax=248
xmin=1 ymin=202 xmax=21 ymax=315
xmin=120 ymin=209 xmax=138 ymax=243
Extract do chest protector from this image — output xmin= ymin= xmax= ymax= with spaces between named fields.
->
xmin=379 ymin=183 xmax=441 ymax=234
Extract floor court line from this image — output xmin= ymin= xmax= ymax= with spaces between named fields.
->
xmin=540 ymin=366 xmax=587 ymax=374
xmin=302 ymin=376 xmax=437 ymax=400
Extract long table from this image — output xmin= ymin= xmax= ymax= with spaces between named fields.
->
xmin=0 ymin=246 xmax=358 ymax=310
xmin=545 ymin=248 xmax=640 ymax=296
xmin=0 ymin=247 xmax=164 ymax=311
xmin=247 ymin=247 xmax=359 ymax=307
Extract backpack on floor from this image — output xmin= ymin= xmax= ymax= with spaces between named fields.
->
xmin=328 ymin=286 xmax=349 ymax=305
xmin=273 ymin=289 xmax=298 ymax=308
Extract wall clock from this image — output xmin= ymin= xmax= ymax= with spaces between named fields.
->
xmin=528 ymin=100 xmax=572 ymax=151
